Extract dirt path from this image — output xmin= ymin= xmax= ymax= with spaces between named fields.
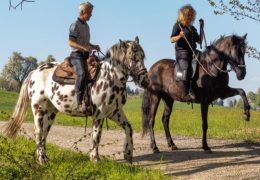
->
xmin=0 ymin=121 xmax=259 ymax=179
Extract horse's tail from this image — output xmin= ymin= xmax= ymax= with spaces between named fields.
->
xmin=4 ymin=71 xmax=33 ymax=138
xmin=141 ymin=90 xmax=151 ymax=137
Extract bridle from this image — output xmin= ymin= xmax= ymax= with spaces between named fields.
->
xmin=213 ymin=61 xmax=246 ymax=74
xmin=179 ymin=23 xmax=246 ymax=76
xmin=128 ymin=62 xmax=147 ymax=82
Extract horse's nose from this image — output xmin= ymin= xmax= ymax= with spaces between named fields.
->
xmin=141 ymin=77 xmax=150 ymax=89
xmin=241 ymin=67 xmax=246 ymax=79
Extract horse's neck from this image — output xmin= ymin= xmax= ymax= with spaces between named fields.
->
xmin=101 ymin=59 xmax=129 ymax=83
xmin=201 ymin=46 xmax=228 ymax=76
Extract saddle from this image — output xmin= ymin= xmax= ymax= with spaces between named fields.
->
xmin=174 ymin=50 xmax=201 ymax=81
xmin=53 ymin=55 xmax=100 ymax=84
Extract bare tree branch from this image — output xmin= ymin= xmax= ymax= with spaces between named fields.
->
xmin=9 ymin=0 xmax=35 ymax=10
xmin=208 ymin=0 xmax=260 ymax=60
xmin=208 ymin=0 xmax=260 ymax=21
xmin=247 ymin=45 xmax=260 ymax=59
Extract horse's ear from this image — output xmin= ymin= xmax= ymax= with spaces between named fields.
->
xmin=242 ymin=33 xmax=248 ymax=40
xmin=119 ymin=39 xmax=127 ymax=48
xmin=135 ymin=36 xmax=139 ymax=44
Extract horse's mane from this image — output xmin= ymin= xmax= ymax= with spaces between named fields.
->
xmin=105 ymin=41 xmax=128 ymax=64
xmin=201 ymin=34 xmax=246 ymax=64
xmin=105 ymin=40 xmax=145 ymax=65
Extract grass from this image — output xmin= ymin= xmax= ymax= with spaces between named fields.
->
xmin=1 ymin=90 xmax=260 ymax=140
xmin=0 ymin=135 xmax=167 ymax=179
xmin=0 ymin=90 xmax=259 ymax=178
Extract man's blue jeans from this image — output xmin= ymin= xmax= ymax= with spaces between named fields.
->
xmin=70 ymin=52 xmax=87 ymax=104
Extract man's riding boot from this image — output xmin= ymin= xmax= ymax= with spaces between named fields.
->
xmin=84 ymin=86 xmax=93 ymax=115
xmin=76 ymin=102 xmax=93 ymax=115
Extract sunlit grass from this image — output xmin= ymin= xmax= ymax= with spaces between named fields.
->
xmin=0 ymin=135 xmax=167 ymax=179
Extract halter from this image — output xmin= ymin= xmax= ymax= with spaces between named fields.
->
xmin=130 ymin=68 xmax=147 ymax=82
xmin=128 ymin=59 xmax=148 ymax=82
xmin=98 ymin=47 xmax=147 ymax=83
xmin=212 ymin=49 xmax=246 ymax=74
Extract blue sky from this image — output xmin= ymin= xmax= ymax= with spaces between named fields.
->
xmin=0 ymin=0 xmax=259 ymax=94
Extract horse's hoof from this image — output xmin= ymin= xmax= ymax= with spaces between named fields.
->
xmin=90 ymin=152 xmax=100 ymax=163
xmin=171 ymin=145 xmax=178 ymax=151
xmin=90 ymin=156 xmax=100 ymax=163
xmin=38 ymin=155 xmax=49 ymax=165
xmin=203 ymin=146 xmax=212 ymax=153
xmin=36 ymin=150 xmax=49 ymax=165
xmin=204 ymin=149 xmax=212 ymax=154
xmin=124 ymin=154 xmax=133 ymax=164
xmin=243 ymin=114 xmax=250 ymax=121
xmin=153 ymin=148 xmax=160 ymax=154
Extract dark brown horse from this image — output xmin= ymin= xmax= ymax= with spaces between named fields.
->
xmin=142 ymin=34 xmax=250 ymax=153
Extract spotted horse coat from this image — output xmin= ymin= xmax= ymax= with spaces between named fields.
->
xmin=4 ymin=37 xmax=149 ymax=164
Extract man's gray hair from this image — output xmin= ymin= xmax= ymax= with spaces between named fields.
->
xmin=79 ymin=2 xmax=94 ymax=14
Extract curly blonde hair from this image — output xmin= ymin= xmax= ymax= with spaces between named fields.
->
xmin=177 ymin=4 xmax=196 ymax=26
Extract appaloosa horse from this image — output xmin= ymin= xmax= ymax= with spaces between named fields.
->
xmin=5 ymin=37 xmax=149 ymax=164
xmin=142 ymin=34 xmax=250 ymax=153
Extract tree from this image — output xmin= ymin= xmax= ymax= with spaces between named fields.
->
xmin=256 ymin=88 xmax=260 ymax=106
xmin=208 ymin=0 xmax=260 ymax=21
xmin=126 ymin=86 xmax=133 ymax=96
xmin=218 ymin=99 xmax=224 ymax=106
xmin=228 ymin=99 xmax=234 ymax=107
xmin=233 ymin=98 xmax=237 ymax=107
xmin=236 ymin=98 xmax=244 ymax=109
xmin=134 ymin=88 xmax=139 ymax=95
xmin=247 ymin=91 xmax=257 ymax=103
xmin=0 ymin=76 xmax=19 ymax=91
xmin=208 ymin=0 xmax=260 ymax=60
xmin=9 ymin=0 xmax=35 ymax=10
xmin=1 ymin=52 xmax=38 ymax=90
xmin=212 ymin=98 xmax=224 ymax=106
xmin=38 ymin=55 xmax=56 ymax=66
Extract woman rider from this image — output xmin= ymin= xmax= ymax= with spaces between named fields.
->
xmin=170 ymin=4 xmax=203 ymax=101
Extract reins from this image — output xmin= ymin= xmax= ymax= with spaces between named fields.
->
xmin=179 ymin=23 xmax=243 ymax=76
xmin=213 ymin=62 xmax=233 ymax=73
xmin=178 ymin=24 xmax=215 ymax=77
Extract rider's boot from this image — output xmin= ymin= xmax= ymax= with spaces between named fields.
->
xmin=76 ymin=102 xmax=93 ymax=115
xmin=183 ymin=80 xmax=195 ymax=101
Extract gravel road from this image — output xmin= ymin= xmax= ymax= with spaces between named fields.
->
xmin=0 ymin=121 xmax=259 ymax=179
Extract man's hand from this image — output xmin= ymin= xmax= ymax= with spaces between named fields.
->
xmin=82 ymin=45 xmax=94 ymax=53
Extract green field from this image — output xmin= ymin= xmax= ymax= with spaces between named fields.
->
xmin=1 ymin=90 xmax=260 ymax=140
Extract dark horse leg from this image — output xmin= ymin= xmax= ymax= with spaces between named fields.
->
xmin=221 ymin=87 xmax=250 ymax=121
xmin=201 ymin=103 xmax=212 ymax=153
xmin=161 ymin=95 xmax=178 ymax=150
xmin=149 ymin=94 xmax=161 ymax=153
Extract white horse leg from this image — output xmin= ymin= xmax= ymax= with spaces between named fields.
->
xmin=90 ymin=118 xmax=104 ymax=162
xmin=110 ymin=109 xmax=133 ymax=163
xmin=32 ymin=101 xmax=56 ymax=164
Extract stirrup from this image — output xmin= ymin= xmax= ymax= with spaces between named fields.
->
xmin=188 ymin=92 xmax=195 ymax=100
xmin=76 ymin=104 xmax=93 ymax=116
